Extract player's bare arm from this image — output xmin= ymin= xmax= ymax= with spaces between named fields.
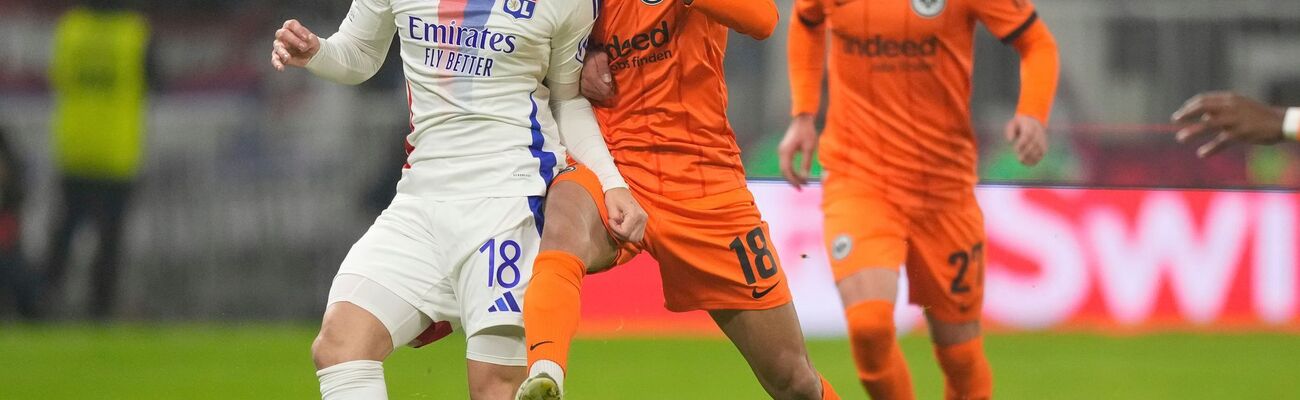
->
xmin=271 ymin=20 xmax=319 ymax=71
xmin=781 ymin=0 xmax=827 ymax=190
xmin=1173 ymin=91 xmax=1289 ymax=158
xmin=1003 ymin=13 xmax=1059 ymax=167
xmin=779 ymin=114 xmax=818 ymax=190
xmin=683 ymin=0 xmax=778 ymax=39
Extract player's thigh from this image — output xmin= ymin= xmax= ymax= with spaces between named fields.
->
xmin=708 ymin=303 xmax=820 ymax=396
xmin=465 ymin=325 xmax=527 ymax=400
xmin=905 ymin=201 xmax=987 ymax=332
xmin=822 ymin=180 xmax=909 ymax=307
xmin=541 ymin=179 xmax=621 ymax=270
xmin=544 ymin=164 xmax=643 ymax=272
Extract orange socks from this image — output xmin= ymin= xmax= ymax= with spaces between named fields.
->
xmin=844 ymin=300 xmax=915 ymax=400
xmin=934 ymin=337 xmax=993 ymax=400
xmin=523 ymin=250 xmax=587 ymax=373
xmin=819 ymin=374 xmax=841 ymax=400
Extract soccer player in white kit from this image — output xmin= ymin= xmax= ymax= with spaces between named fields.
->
xmin=269 ymin=0 xmax=646 ymax=397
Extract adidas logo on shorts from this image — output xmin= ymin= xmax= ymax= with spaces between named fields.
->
xmin=488 ymin=291 xmax=522 ymax=313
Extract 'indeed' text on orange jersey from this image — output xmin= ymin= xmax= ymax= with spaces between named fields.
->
xmin=790 ymin=0 xmax=1058 ymax=210
xmin=590 ymin=0 xmax=776 ymax=200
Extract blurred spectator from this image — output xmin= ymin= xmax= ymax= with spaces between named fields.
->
xmin=0 ymin=123 xmax=37 ymax=320
xmin=44 ymin=0 xmax=153 ymax=319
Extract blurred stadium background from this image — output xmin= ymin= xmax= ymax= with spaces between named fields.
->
xmin=1 ymin=0 xmax=1298 ymax=398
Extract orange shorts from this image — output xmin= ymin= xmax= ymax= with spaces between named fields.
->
xmin=822 ymin=176 xmax=986 ymax=323
xmin=555 ymin=164 xmax=793 ymax=312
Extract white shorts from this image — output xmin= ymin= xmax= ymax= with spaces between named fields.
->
xmin=327 ymin=193 xmax=542 ymax=365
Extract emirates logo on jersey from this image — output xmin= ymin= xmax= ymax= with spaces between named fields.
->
xmin=911 ymin=0 xmax=945 ymax=18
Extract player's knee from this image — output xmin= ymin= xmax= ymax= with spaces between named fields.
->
xmin=312 ymin=305 xmax=392 ymax=369
xmin=764 ymin=364 xmax=823 ymax=400
xmin=845 ymin=301 xmax=897 ymax=343
xmin=844 ymin=301 xmax=898 ymax=372
xmin=927 ymin=317 xmax=981 ymax=347
xmin=311 ymin=330 xmax=355 ymax=369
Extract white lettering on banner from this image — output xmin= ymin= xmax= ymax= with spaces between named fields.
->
xmin=1086 ymin=193 xmax=1248 ymax=325
xmin=575 ymin=184 xmax=1298 ymax=337
xmin=1254 ymin=193 xmax=1297 ymax=323
xmin=979 ymin=188 xmax=1089 ymax=329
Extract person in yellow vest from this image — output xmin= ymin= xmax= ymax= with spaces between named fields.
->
xmin=45 ymin=0 xmax=153 ymax=319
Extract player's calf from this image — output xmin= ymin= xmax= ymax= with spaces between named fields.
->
xmin=466 ymin=326 xmax=528 ymax=400
xmin=845 ymin=300 xmax=915 ymax=400
xmin=927 ymin=316 xmax=991 ymax=400
xmin=709 ymin=305 xmax=826 ymax=400
xmin=762 ymin=363 xmax=823 ymax=400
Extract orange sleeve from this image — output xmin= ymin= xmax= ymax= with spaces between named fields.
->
xmin=970 ymin=0 xmax=1037 ymax=40
xmin=1009 ymin=20 xmax=1059 ymax=125
xmin=787 ymin=0 xmax=827 ymax=116
xmin=972 ymin=0 xmax=1058 ymax=124
xmin=686 ymin=0 xmax=779 ymax=40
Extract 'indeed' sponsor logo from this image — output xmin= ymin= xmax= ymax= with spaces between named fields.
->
xmin=408 ymin=16 xmax=518 ymax=54
xmin=838 ymin=34 xmax=939 ymax=58
xmin=602 ymin=21 xmax=670 ymax=58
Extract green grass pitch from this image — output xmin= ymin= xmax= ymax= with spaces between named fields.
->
xmin=0 ymin=324 xmax=1296 ymax=399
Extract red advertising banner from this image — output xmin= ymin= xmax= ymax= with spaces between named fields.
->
xmin=577 ymin=183 xmax=1300 ymax=336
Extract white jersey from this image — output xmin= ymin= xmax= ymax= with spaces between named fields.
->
xmin=310 ymin=0 xmax=598 ymax=200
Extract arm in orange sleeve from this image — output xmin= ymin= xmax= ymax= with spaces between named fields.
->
xmin=685 ymin=0 xmax=778 ymax=40
xmin=787 ymin=0 xmax=826 ymax=116
xmin=1006 ymin=18 xmax=1059 ymax=125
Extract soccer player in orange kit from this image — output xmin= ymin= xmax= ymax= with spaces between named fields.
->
xmin=780 ymin=0 xmax=1059 ymax=398
xmin=513 ymin=0 xmax=841 ymax=398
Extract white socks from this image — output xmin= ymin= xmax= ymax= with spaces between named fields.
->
xmin=528 ymin=359 xmax=566 ymax=389
xmin=318 ymin=360 xmax=388 ymax=400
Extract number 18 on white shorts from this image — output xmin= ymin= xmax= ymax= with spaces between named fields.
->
xmin=326 ymin=193 xmax=542 ymax=365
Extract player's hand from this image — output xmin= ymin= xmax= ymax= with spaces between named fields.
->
xmin=581 ymin=51 xmax=617 ymax=107
xmin=1172 ymin=91 xmax=1286 ymax=158
xmin=271 ymin=19 xmax=321 ymax=72
xmin=779 ymin=114 xmax=819 ymax=191
xmin=1005 ymin=115 xmax=1047 ymax=167
xmin=604 ymin=188 xmax=647 ymax=243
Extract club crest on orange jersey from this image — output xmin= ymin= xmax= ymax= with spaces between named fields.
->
xmin=503 ymin=0 xmax=536 ymax=19
xmin=641 ymin=0 xmax=664 ymax=6
xmin=911 ymin=0 xmax=945 ymax=18
xmin=831 ymin=234 xmax=853 ymax=261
